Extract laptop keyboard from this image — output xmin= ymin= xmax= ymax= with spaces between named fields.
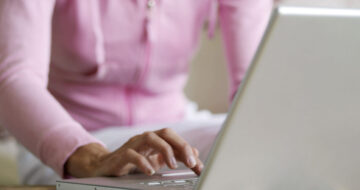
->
xmin=140 ymin=178 xmax=198 ymax=189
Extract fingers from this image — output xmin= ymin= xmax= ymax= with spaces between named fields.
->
xmin=148 ymin=153 xmax=166 ymax=171
xmin=102 ymin=128 xmax=203 ymax=177
xmin=123 ymin=148 xmax=155 ymax=176
xmin=155 ymin=128 xmax=199 ymax=169
xmin=191 ymin=148 xmax=204 ymax=176
xmin=141 ymin=132 xmax=178 ymax=169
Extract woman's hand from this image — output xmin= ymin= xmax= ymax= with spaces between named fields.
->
xmin=65 ymin=128 xmax=203 ymax=178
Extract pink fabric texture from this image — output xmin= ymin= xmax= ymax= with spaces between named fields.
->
xmin=0 ymin=0 xmax=272 ymax=177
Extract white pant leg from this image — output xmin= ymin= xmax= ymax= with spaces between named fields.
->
xmin=17 ymin=145 xmax=61 ymax=185
xmin=17 ymin=103 xmax=226 ymax=185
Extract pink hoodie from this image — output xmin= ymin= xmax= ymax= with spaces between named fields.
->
xmin=0 ymin=0 xmax=272 ymax=176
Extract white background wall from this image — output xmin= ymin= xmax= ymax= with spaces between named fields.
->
xmin=185 ymin=29 xmax=229 ymax=113
xmin=185 ymin=0 xmax=360 ymax=114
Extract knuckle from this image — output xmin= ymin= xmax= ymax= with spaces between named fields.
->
xmin=128 ymin=135 xmax=139 ymax=143
xmin=124 ymin=148 xmax=134 ymax=155
xmin=142 ymin=131 xmax=154 ymax=141
xmin=142 ymin=131 xmax=152 ymax=136
xmin=162 ymin=144 xmax=173 ymax=155
xmin=182 ymin=144 xmax=192 ymax=153
xmin=193 ymin=148 xmax=199 ymax=155
xmin=160 ymin=128 xmax=173 ymax=136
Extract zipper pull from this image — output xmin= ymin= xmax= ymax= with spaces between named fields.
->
xmin=147 ymin=0 xmax=156 ymax=10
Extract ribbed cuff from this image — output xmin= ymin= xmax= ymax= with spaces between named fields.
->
xmin=37 ymin=123 xmax=106 ymax=178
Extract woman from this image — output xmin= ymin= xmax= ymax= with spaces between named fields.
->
xmin=0 ymin=0 xmax=272 ymax=184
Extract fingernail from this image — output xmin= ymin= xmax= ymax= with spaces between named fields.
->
xmin=188 ymin=156 xmax=197 ymax=168
xmin=148 ymin=168 xmax=155 ymax=176
xmin=170 ymin=157 xmax=178 ymax=168
xmin=199 ymin=163 xmax=204 ymax=170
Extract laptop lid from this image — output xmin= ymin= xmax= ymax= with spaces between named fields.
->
xmin=197 ymin=6 xmax=360 ymax=190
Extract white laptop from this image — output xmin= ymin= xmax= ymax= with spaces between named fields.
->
xmin=57 ymin=6 xmax=360 ymax=190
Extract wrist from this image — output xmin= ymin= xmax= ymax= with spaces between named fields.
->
xmin=65 ymin=143 xmax=110 ymax=177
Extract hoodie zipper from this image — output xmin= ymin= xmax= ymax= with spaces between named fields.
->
xmin=126 ymin=0 xmax=156 ymax=126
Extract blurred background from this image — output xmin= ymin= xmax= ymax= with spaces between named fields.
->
xmin=1 ymin=0 xmax=360 ymax=186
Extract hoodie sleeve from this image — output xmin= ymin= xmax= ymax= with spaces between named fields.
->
xmin=218 ymin=0 xmax=273 ymax=100
xmin=0 ymin=0 xmax=104 ymax=177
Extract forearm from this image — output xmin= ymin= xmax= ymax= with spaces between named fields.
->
xmin=0 ymin=0 xmax=105 ymax=177
xmin=0 ymin=72 xmax=103 ymax=177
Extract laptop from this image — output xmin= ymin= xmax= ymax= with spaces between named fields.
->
xmin=57 ymin=6 xmax=360 ymax=190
